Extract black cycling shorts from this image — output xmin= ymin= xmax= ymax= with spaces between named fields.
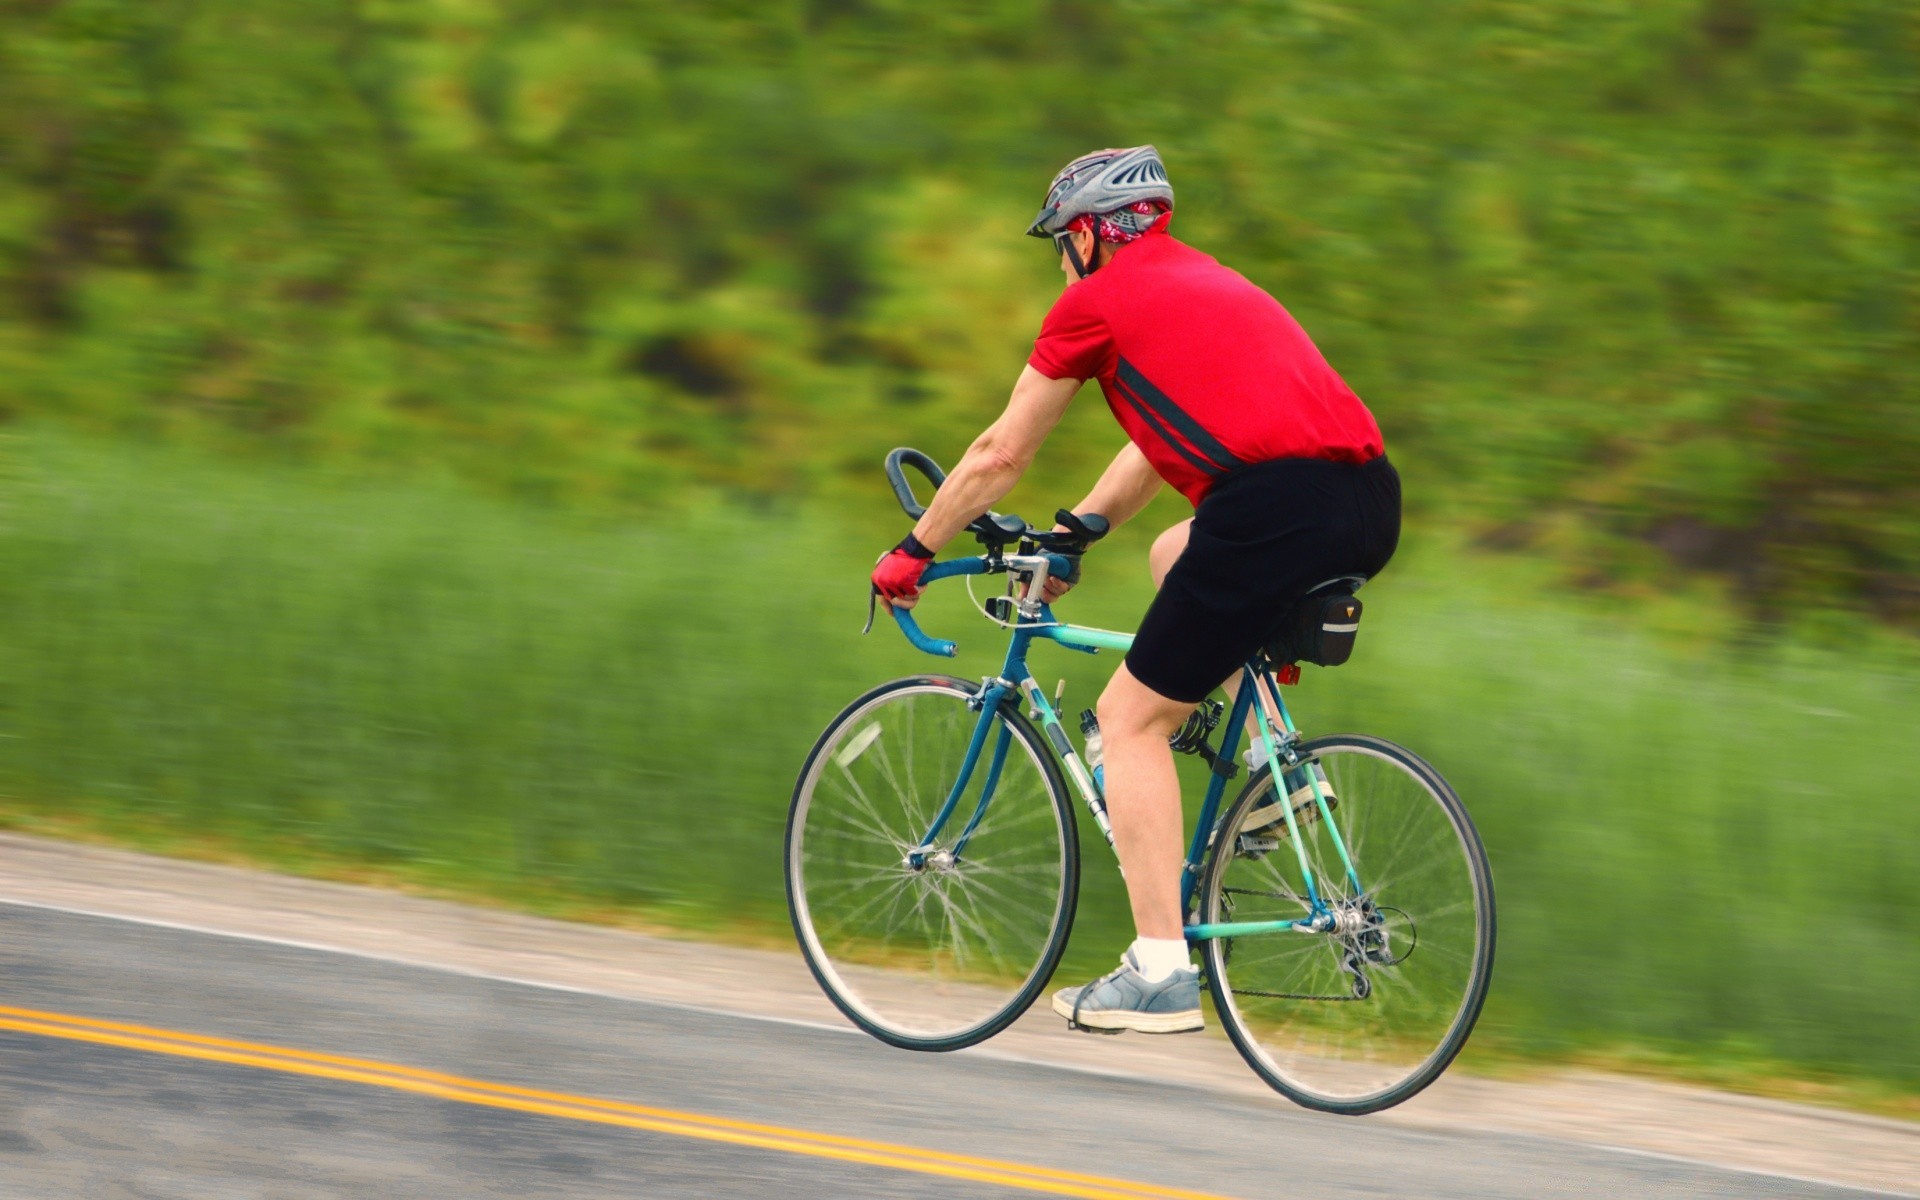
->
xmin=1125 ymin=455 xmax=1401 ymax=704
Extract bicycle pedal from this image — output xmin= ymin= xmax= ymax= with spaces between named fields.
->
xmin=1066 ymin=1019 xmax=1125 ymax=1036
xmin=1235 ymin=834 xmax=1279 ymax=859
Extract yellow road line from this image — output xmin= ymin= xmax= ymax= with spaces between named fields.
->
xmin=0 ymin=1004 xmax=1238 ymax=1200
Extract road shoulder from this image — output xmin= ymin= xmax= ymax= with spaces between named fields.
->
xmin=0 ymin=832 xmax=1910 ymax=1196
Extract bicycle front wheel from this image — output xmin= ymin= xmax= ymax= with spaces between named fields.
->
xmin=786 ymin=676 xmax=1078 ymax=1051
xmin=1199 ymin=734 xmax=1495 ymax=1114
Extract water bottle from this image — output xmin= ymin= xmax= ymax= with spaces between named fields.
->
xmin=1079 ymin=709 xmax=1105 ymax=790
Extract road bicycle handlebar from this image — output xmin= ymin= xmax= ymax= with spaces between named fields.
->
xmin=879 ymin=447 xmax=1110 ymax=658
xmin=884 ymin=448 xmax=945 ymax=518
xmin=889 ymin=553 xmax=1088 ymax=657
xmin=889 ymin=559 xmax=985 ymax=657
xmin=886 ymin=447 xmax=1110 ymax=548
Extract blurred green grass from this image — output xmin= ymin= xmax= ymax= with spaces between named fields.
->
xmin=2 ymin=430 xmax=1914 ymax=1089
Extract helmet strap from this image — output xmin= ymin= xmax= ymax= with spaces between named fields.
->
xmin=1055 ymin=231 xmax=1096 ymax=279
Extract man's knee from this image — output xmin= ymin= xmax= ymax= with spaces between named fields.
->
xmin=1148 ymin=520 xmax=1192 ymax=590
xmin=1098 ymin=666 xmax=1189 ymax=739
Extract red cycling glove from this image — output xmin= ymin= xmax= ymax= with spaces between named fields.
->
xmin=871 ymin=537 xmax=934 ymax=602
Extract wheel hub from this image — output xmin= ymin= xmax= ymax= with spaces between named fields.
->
xmin=905 ymin=847 xmax=959 ymax=875
xmin=1330 ymin=901 xmax=1375 ymax=937
xmin=1330 ymin=901 xmax=1413 ymax=967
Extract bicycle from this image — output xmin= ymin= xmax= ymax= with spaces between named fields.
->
xmin=785 ymin=449 xmax=1495 ymax=1114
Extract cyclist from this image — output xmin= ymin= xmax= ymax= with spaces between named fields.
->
xmin=870 ymin=146 xmax=1400 ymax=1034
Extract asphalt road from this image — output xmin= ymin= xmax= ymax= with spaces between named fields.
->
xmin=0 ymin=902 xmax=1889 ymax=1199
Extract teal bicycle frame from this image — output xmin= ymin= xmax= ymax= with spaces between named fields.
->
xmin=889 ymin=555 xmax=1364 ymax=944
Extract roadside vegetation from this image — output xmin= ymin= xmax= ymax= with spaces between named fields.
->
xmin=4 ymin=433 xmax=1913 ymax=1099
xmin=3 ymin=1 xmax=1916 ymax=623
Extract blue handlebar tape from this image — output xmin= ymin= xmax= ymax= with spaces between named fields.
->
xmin=888 ymin=555 xmax=1075 ymax=659
xmin=921 ymin=558 xmax=989 ymax=583
xmin=886 ymin=557 xmax=985 ymax=657
xmin=890 ymin=606 xmax=957 ymax=657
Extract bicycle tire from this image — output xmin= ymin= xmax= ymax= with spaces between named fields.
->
xmin=786 ymin=675 xmax=1079 ymax=1052
xmin=1198 ymin=733 xmax=1495 ymax=1114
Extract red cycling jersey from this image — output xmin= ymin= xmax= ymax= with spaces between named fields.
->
xmin=1028 ymin=232 xmax=1383 ymax=506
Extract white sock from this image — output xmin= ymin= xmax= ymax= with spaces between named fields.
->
xmin=1128 ymin=937 xmax=1192 ymax=983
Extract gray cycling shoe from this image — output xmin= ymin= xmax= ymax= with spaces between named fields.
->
xmin=1240 ymin=763 xmax=1337 ymax=835
xmin=1050 ymin=950 xmax=1204 ymax=1034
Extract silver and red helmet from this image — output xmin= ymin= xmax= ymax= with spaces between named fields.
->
xmin=1026 ymin=145 xmax=1174 ymax=241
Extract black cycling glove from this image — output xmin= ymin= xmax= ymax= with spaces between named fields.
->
xmin=1048 ymin=509 xmax=1109 ymax=587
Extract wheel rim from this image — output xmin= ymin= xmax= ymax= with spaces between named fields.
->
xmin=791 ymin=685 xmax=1070 ymax=1043
xmin=1207 ymin=742 xmax=1488 ymax=1107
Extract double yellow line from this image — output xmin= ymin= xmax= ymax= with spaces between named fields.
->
xmin=0 ymin=1003 xmax=1237 ymax=1200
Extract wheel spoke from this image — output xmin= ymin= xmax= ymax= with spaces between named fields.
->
xmin=790 ymin=684 xmax=1074 ymax=1049
xmin=1204 ymin=738 xmax=1492 ymax=1113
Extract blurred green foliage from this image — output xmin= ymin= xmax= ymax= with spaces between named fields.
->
xmin=2 ymin=1 xmax=1916 ymax=620
xmin=3 ymin=432 xmax=1915 ymax=1084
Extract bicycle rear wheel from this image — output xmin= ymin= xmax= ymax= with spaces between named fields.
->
xmin=786 ymin=676 xmax=1078 ymax=1051
xmin=1199 ymin=734 xmax=1494 ymax=1114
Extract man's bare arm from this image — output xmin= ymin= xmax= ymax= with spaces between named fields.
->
xmin=1067 ymin=442 xmax=1163 ymax=531
xmin=910 ymin=366 xmax=1082 ymax=554
xmin=1038 ymin=442 xmax=1164 ymax=603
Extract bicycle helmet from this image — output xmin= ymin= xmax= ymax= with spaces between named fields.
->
xmin=1028 ymin=145 xmax=1174 ymax=277
xmin=1027 ymin=145 xmax=1173 ymax=239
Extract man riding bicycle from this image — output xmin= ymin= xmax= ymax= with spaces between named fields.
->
xmin=870 ymin=146 xmax=1400 ymax=1034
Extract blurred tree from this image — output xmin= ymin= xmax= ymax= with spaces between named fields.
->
xmin=0 ymin=0 xmax=1914 ymax=620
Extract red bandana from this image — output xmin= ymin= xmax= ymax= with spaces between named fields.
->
xmin=1065 ymin=201 xmax=1173 ymax=245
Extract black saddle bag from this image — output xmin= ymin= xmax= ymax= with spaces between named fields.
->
xmin=1265 ymin=591 xmax=1363 ymax=667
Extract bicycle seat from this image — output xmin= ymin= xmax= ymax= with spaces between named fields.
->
xmin=1305 ymin=574 xmax=1368 ymax=596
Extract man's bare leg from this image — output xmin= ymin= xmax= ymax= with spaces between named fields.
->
xmin=1045 ymin=658 xmax=1205 ymax=1033
xmin=1094 ymin=662 xmax=1196 ymax=940
xmin=1147 ymin=518 xmax=1191 ymax=589
xmin=1044 ymin=520 xmax=1221 ymax=1031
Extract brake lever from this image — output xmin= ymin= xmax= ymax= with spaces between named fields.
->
xmin=970 ymin=511 xmax=1027 ymax=545
xmin=1053 ymin=508 xmax=1111 ymax=543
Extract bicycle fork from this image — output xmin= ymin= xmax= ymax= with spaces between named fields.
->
xmin=906 ymin=678 xmax=1115 ymax=869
